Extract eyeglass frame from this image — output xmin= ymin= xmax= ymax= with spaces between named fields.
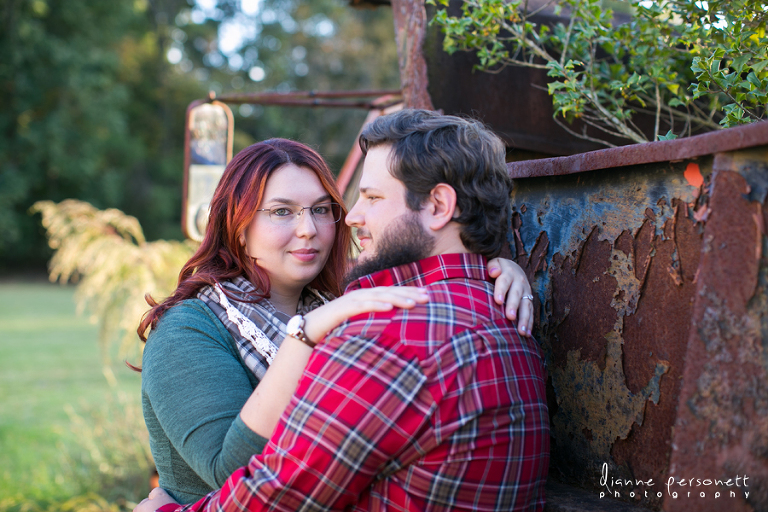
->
xmin=254 ymin=202 xmax=342 ymax=225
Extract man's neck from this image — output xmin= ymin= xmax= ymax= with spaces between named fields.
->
xmin=345 ymin=253 xmax=488 ymax=293
xmin=428 ymin=241 xmax=470 ymax=258
xmin=428 ymin=226 xmax=469 ymax=258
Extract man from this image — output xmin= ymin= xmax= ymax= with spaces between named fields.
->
xmin=138 ymin=109 xmax=549 ymax=512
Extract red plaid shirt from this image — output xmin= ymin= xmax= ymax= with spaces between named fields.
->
xmin=161 ymin=253 xmax=549 ymax=512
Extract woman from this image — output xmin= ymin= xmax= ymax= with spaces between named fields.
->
xmin=139 ymin=138 xmax=533 ymax=503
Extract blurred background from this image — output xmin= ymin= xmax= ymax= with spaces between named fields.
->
xmin=0 ymin=1 xmax=398 ymax=510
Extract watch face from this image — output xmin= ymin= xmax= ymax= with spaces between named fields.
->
xmin=287 ymin=315 xmax=303 ymax=336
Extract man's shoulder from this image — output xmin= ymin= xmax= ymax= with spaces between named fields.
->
xmin=333 ymin=275 xmax=509 ymax=349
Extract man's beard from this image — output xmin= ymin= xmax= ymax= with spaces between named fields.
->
xmin=345 ymin=212 xmax=436 ymax=286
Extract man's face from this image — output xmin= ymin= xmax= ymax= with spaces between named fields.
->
xmin=345 ymin=144 xmax=435 ymax=281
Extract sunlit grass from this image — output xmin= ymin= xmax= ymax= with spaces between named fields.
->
xmin=0 ymin=281 xmax=147 ymax=510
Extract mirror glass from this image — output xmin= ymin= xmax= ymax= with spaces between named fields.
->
xmin=183 ymin=102 xmax=233 ymax=241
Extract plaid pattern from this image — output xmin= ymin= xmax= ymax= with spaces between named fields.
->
xmin=198 ymin=277 xmax=329 ymax=380
xmin=169 ymin=253 xmax=550 ymax=512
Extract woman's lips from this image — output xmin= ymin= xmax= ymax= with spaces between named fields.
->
xmin=290 ymin=249 xmax=319 ymax=262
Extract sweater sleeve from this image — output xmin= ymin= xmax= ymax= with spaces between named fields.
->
xmin=142 ymin=300 xmax=268 ymax=489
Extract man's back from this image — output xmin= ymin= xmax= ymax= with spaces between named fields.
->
xmin=249 ymin=253 xmax=549 ymax=511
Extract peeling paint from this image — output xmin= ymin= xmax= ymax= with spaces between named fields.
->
xmin=509 ymin=160 xmax=709 ymax=267
xmin=665 ymin=165 xmax=768 ymax=512
xmin=607 ymin=248 xmax=642 ymax=317
xmin=551 ymin=334 xmax=670 ymax=462
xmin=685 ymin=163 xmax=704 ymax=188
xmin=506 ymin=142 xmax=768 ymax=511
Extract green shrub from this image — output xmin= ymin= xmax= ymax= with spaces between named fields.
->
xmin=429 ymin=0 xmax=768 ymax=146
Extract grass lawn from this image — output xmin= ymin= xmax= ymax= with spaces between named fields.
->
xmin=0 ymin=280 xmax=144 ymax=506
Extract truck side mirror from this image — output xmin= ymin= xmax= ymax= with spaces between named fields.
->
xmin=182 ymin=100 xmax=233 ymax=241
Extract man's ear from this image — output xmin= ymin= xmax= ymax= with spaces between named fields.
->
xmin=424 ymin=183 xmax=458 ymax=231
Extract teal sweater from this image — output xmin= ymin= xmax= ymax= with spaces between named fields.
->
xmin=141 ymin=299 xmax=269 ymax=504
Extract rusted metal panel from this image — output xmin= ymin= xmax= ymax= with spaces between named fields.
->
xmin=665 ymin=149 xmax=768 ymax=512
xmin=511 ymin=158 xmax=706 ymax=509
xmin=508 ymin=121 xmax=768 ymax=179
xmin=508 ymin=125 xmax=768 ymax=511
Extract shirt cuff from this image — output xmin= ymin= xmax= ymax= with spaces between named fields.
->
xmin=156 ymin=504 xmax=181 ymax=512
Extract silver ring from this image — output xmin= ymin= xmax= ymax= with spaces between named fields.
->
xmin=521 ymin=295 xmax=534 ymax=301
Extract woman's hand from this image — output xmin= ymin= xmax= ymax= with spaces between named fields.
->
xmin=134 ymin=487 xmax=178 ymax=512
xmin=487 ymin=258 xmax=534 ymax=337
xmin=303 ymin=286 xmax=430 ymax=342
xmin=240 ymin=286 xmax=429 ymax=439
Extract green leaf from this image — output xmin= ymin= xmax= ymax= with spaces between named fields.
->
xmin=752 ymin=60 xmax=768 ymax=74
xmin=731 ymin=53 xmax=752 ymax=73
xmin=658 ymin=130 xmax=678 ymax=141
xmin=710 ymin=59 xmax=722 ymax=76
xmin=746 ymin=72 xmax=763 ymax=89
xmin=713 ymin=47 xmax=726 ymax=60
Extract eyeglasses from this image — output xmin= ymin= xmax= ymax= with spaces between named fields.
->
xmin=255 ymin=202 xmax=342 ymax=226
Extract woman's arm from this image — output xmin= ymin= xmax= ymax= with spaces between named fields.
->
xmin=239 ymin=286 xmax=429 ymax=438
xmin=487 ymin=257 xmax=534 ymax=337
xmin=142 ymin=301 xmax=267 ymax=492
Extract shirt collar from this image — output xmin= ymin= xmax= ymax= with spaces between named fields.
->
xmin=344 ymin=253 xmax=489 ymax=292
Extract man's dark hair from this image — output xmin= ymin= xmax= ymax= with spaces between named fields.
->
xmin=359 ymin=109 xmax=512 ymax=258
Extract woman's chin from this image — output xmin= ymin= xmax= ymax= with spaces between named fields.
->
xmin=288 ymin=267 xmax=325 ymax=289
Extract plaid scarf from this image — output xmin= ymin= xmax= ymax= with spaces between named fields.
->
xmin=197 ymin=276 xmax=330 ymax=380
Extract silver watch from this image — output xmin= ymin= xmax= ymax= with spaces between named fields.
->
xmin=287 ymin=314 xmax=315 ymax=348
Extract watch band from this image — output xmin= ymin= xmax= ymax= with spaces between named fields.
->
xmin=287 ymin=314 xmax=315 ymax=348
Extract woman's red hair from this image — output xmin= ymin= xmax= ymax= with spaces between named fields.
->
xmin=137 ymin=138 xmax=351 ymax=343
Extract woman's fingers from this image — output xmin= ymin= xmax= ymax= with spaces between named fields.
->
xmin=340 ymin=288 xmax=429 ymax=314
xmin=362 ymin=287 xmax=429 ymax=306
xmin=502 ymin=277 xmax=524 ymax=322
xmin=148 ymin=487 xmax=168 ymax=499
xmin=511 ymin=275 xmax=534 ymax=337
xmin=347 ymin=287 xmax=428 ymax=308
xmin=517 ymin=295 xmax=534 ymax=337
xmin=488 ymin=257 xmax=535 ymax=337
xmin=303 ymin=287 xmax=430 ymax=342
xmin=488 ymin=257 xmax=520 ymax=307
xmin=134 ymin=488 xmax=177 ymax=512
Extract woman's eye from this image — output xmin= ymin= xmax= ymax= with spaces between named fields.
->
xmin=272 ymin=207 xmax=293 ymax=217
xmin=312 ymin=205 xmax=330 ymax=214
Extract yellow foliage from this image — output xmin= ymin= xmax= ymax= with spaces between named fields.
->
xmin=31 ymin=200 xmax=198 ymax=365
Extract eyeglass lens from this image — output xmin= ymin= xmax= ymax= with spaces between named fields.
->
xmin=269 ymin=203 xmax=340 ymax=224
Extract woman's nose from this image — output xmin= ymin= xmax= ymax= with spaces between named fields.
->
xmin=295 ymin=208 xmax=318 ymax=236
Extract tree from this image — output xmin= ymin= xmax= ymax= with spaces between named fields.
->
xmin=1 ymin=0 xmax=138 ymax=267
xmin=0 ymin=0 xmax=208 ymax=269
xmin=1 ymin=0 xmax=400 ymax=270
xmin=429 ymin=0 xmax=768 ymax=147
xmin=171 ymin=0 xmax=400 ymax=169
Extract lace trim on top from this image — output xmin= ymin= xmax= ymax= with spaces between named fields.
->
xmin=214 ymin=283 xmax=279 ymax=365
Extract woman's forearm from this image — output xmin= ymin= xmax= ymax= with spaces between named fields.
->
xmin=239 ymin=286 xmax=429 ymax=438
xmin=238 ymin=335 xmax=313 ymax=437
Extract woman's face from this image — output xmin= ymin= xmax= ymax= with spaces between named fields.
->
xmin=242 ymin=164 xmax=337 ymax=297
